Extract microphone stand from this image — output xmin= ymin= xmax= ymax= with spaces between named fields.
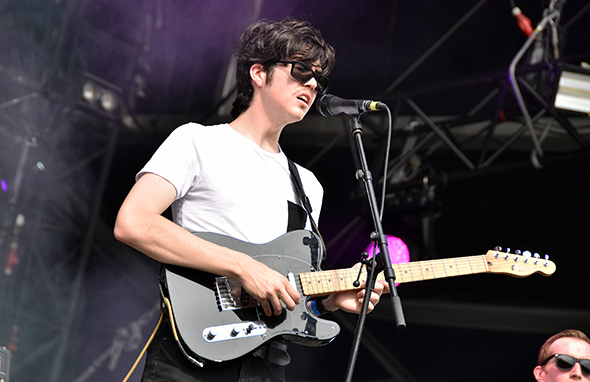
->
xmin=344 ymin=114 xmax=406 ymax=382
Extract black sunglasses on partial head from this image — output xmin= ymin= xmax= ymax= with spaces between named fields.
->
xmin=269 ymin=60 xmax=330 ymax=95
xmin=540 ymin=354 xmax=590 ymax=375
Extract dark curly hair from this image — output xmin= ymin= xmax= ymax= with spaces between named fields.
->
xmin=230 ymin=18 xmax=335 ymax=118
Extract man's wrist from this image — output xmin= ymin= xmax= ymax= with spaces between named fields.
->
xmin=315 ymin=298 xmax=336 ymax=315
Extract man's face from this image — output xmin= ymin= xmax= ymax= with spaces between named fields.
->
xmin=534 ymin=338 xmax=590 ymax=381
xmin=261 ymin=60 xmax=323 ymax=125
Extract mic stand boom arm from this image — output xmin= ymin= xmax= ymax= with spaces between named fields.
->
xmin=344 ymin=114 xmax=406 ymax=382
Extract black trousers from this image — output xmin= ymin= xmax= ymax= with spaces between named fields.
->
xmin=141 ymin=317 xmax=287 ymax=382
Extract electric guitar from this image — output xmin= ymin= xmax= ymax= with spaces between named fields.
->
xmin=160 ymin=230 xmax=556 ymax=365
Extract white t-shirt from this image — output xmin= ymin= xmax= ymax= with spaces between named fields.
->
xmin=137 ymin=122 xmax=323 ymax=244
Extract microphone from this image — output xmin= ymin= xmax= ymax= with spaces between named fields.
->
xmin=316 ymin=94 xmax=386 ymax=117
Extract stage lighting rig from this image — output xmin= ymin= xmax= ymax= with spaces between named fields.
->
xmin=554 ymin=63 xmax=590 ymax=115
xmin=78 ymin=72 xmax=122 ymax=118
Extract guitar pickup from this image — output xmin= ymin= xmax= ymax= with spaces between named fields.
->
xmin=203 ymin=321 xmax=267 ymax=342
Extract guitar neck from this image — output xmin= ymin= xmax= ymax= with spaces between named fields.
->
xmin=299 ymin=255 xmax=488 ymax=297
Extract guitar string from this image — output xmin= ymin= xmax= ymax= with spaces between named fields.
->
xmin=294 ymin=253 xmax=547 ymax=297
xmin=297 ymin=256 xmax=490 ymax=296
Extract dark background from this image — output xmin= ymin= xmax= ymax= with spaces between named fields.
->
xmin=0 ymin=0 xmax=589 ymax=381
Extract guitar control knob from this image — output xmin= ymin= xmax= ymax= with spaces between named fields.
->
xmin=230 ymin=327 xmax=240 ymax=337
xmin=246 ymin=324 xmax=254 ymax=334
xmin=206 ymin=330 xmax=216 ymax=341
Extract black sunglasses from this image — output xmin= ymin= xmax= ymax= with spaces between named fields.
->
xmin=540 ymin=354 xmax=590 ymax=375
xmin=270 ymin=60 xmax=330 ymax=95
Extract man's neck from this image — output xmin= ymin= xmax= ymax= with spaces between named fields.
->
xmin=229 ymin=108 xmax=285 ymax=154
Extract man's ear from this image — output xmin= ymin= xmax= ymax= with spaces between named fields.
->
xmin=533 ymin=365 xmax=545 ymax=381
xmin=249 ymin=63 xmax=266 ymax=89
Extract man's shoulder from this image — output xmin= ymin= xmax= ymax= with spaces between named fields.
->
xmin=172 ymin=122 xmax=230 ymax=136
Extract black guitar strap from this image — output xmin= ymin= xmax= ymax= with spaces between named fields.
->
xmin=287 ymin=158 xmax=326 ymax=259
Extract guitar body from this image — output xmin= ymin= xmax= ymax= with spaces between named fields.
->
xmin=161 ymin=230 xmax=340 ymax=364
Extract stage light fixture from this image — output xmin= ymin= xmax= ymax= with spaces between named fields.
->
xmin=81 ymin=80 xmax=100 ymax=104
xmin=79 ymin=73 xmax=122 ymax=117
xmin=364 ymin=235 xmax=410 ymax=286
xmin=554 ymin=64 xmax=590 ymax=114
xmin=99 ymin=89 xmax=119 ymax=112
xmin=364 ymin=235 xmax=410 ymax=264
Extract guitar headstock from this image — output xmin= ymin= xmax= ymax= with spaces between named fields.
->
xmin=484 ymin=248 xmax=556 ymax=277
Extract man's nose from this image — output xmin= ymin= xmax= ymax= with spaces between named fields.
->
xmin=304 ymin=76 xmax=318 ymax=93
xmin=569 ymin=361 xmax=583 ymax=378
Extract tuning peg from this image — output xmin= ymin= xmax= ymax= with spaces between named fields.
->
xmin=506 ymin=247 xmax=511 ymax=253
xmin=494 ymin=246 xmax=502 ymax=251
xmin=514 ymin=249 xmax=522 ymax=255
xmin=543 ymin=254 xmax=551 ymax=267
xmin=519 ymin=251 xmax=531 ymax=263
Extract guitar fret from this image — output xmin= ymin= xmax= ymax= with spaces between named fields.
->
xmin=322 ymin=271 xmax=336 ymax=293
xmin=343 ymin=268 xmax=358 ymax=291
xmin=454 ymin=258 xmax=460 ymax=275
xmin=315 ymin=272 xmax=326 ymax=294
xmin=313 ymin=273 xmax=322 ymax=294
xmin=424 ymin=261 xmax=435 ymax=280
xmin=410 ymin=263 xmax=416 ymax=281
xmin=300 ymin=272 xmax=314 ymax=295
xmin=301 ymin=269 xmax=348 ymax=296
xmin=330 ymin=270 xmax=340 ymax=293
xmin=315 ymin=272 xmax=325 ymax=294
xmin=441 ymin=259 xmax=449 ymax=277
xmin=394 ymin=263 xmax=406 ymax=281
xmin=343 ymin=269 xmax=355 ymax=292
xmin=337 ymin=269 xmax=352 ymax=292
xmin=397 ymin=263 xmax=410 ymax=283
xmin=467 ymin=257 xmax=474 ymax=274
xmin=395 ymin=263 xmax=404 ymax=283
xmin=417 ymin=261 xmax=425 ymax=280
xmin=435 ymin=259 xmax=446 ymax=278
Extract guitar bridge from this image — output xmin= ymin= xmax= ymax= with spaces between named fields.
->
xmin=215 ymin=276 xmax=260 ymax=311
